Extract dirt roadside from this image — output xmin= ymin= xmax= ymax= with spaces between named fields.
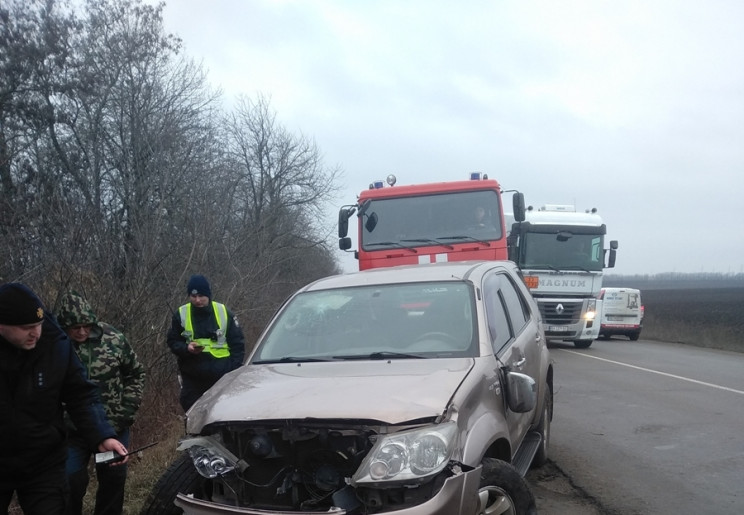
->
xmin=526 ymin=461 xmax=604 ymax=514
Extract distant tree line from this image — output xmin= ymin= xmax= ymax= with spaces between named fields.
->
xmin=1 ymin=0 xmax=342 ymax=430
xmin=604 ymin=272 xmax=744 ymax=290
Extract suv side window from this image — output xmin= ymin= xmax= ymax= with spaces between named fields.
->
xmin=500 ymin=275 xmax=530 ymax=336
xmin=483 ymin=273 xmax=512 ymax=354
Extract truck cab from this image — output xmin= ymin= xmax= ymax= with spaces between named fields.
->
xmin=508 ymin=205 xmax=618 ymax=348
xmin=338 ymin=173 xmax=525 ymax=270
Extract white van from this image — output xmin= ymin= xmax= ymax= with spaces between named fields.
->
xmin=598 ymin=287 xmax=643 ymax=340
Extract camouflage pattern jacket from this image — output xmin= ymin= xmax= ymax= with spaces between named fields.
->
xmin=56 ymin=291 xmax=146 ymax=433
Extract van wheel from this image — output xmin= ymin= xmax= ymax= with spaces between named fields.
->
xmin=478 ymin=458 xmax=536 ymax=515
xmin=531 ymin=387 xmax=552 ymax=468
xmin=629 ymin=331 xmax=641 ymax=341
xmin=139 ymin=452 xmax=206 ymax=515
xmin=573 ymin=339 xmax=593 ymax=348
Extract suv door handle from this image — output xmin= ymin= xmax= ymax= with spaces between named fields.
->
xmin=514 ymin=357 xmax=526 ymax=368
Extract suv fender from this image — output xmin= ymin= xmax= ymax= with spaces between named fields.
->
xmin=462 ymin=412 xmax=512 ymax=465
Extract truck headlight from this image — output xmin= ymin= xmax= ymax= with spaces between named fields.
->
xmin=584 ymin=299 xmax=597 ymax=320
xmin=352 ymin=422 xmax=457 ymax=485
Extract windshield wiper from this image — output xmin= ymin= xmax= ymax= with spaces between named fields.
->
xmin=561 ymin=265 xmax=594 ymax=273
xmin=333 ymin=351 xmax=426 ymax=360
xmin=400 ymin=238 xmax=454 ymax=250
xmin=438 ymin=235 xmax=492 ymax=247
xmin=524 ymin=264 xmax=561 ymax=272
xmin=252 ymin=356 xmax=336 ymax=364
xmin=366 ymin=242 xmax=418 ymax=253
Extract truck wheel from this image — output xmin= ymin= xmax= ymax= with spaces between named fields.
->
xmin=139 ymin=452 xmax=206 ymax=515
xmin=629 ymin=331 xmax=641 ymax=341
xmin=531 ymin=387 xmax=552 ymax=469
xmin=478 ymin=458 xmax=537 ymax=515
xmin=573 ymin=339 xmax=593 ymax=348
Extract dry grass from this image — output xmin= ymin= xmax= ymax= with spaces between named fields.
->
xmin=119 ymin=417 xmax=184 ymax=514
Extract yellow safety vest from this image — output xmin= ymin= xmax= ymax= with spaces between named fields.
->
xmin=179 ymin=302 xmax=230 ymax=359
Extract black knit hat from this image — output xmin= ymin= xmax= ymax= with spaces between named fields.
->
xmin=0 ymin=283 xmax=46 ymax=325
xmin=187 ymin=274 xmax=211 ymax=298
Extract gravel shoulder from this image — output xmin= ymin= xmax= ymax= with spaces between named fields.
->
xmin=526 ymin=461 xmax=604 ymax=514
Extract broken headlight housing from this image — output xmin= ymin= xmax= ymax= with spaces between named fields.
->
xmin=177 ymin=436 xmax=247 ymax=479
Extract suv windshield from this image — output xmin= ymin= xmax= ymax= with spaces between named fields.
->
xmin=252 ymin=282 xmax=478 ymax=362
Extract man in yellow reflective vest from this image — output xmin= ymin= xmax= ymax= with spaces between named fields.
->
xmin=167 ymin=275 xmax=246 ymax=411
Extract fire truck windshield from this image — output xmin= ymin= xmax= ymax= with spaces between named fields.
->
xmin=361 ymin=190 xmax=503 ymax=250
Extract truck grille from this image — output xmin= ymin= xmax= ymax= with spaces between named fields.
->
xmin=538 ymin=300 xmax=582 ymax=325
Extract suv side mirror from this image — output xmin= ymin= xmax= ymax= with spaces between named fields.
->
xmin=504 ymin=371 xmax=537 ymax=413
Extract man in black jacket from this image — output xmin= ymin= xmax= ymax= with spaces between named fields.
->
xmin=167 ymin=274 xmax=245 ymax=411
xmin=0 ymin=283 xmax=128 ymax=515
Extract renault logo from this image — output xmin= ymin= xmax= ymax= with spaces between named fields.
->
xmin=555 ymin=303 xmax=565 ymax=314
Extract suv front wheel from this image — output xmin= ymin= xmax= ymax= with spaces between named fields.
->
xmin=478 ymin=458 xmax=537 ymax=515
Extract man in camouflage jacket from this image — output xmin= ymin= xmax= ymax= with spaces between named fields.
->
xmin=55 ymin=291 xmax=146 ymax=515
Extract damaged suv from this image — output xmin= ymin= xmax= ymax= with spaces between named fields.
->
xmin=144 ymin=261 xmax=553 ymax=515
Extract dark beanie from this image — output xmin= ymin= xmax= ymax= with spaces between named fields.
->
xmin=0 ymin=283 xmax=46 ymax=325
xmin=186 ymin=274 xmax=211 ymax=298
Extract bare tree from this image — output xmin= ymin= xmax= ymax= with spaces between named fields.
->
xmin=0 ymin=0 xmax=343 ymax=437
xmin=221 ymin=94 xmax=341 ymax=287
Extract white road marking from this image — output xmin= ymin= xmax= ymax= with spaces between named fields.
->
xmin=561 ymin=350 xmax=744 ymax=396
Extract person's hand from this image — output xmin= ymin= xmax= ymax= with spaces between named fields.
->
xmin=98 ymin=438 xmax=129 ymax=465
xmin=187 ymin=341 xmax=204 ymax=354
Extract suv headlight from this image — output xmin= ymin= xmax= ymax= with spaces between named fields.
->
xmin=178 ymin=436 xmax=244 ymax=479
xmin=351 ymin=422 xmax=458 ymax=485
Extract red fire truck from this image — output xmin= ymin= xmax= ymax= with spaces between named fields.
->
xmin=338 ymin=173 xmax=525 ymax=270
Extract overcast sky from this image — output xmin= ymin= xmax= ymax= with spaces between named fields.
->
xmin=154 ymin=0 xmax=743 ymax=276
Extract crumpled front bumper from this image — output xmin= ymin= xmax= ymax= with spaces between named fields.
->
xmin=174 ymin=465 xmax=482 ymax=515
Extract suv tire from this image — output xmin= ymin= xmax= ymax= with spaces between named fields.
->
xmin=478 ymin=458 xmax=537 ymax=515
xmin=139 ymin=452 xmax=205 ymax=515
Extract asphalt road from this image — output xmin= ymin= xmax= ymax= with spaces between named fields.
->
xmin=526 ymin=337 xmax=744 ymax=514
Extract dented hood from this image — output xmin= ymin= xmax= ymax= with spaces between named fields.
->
xmin=185 ymin=358 xmax=474 ymax=432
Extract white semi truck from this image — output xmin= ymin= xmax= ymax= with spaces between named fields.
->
xmin=508 ymin=204 xmax=618 ymax=348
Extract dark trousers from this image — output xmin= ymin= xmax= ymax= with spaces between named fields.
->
xmin=180 ymin=375 xmax=219 ymax=412
xmin=0 ymin=465 xmax=68 ymax=515
xmin=64 ymin=428 xmax=130 ymax=515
